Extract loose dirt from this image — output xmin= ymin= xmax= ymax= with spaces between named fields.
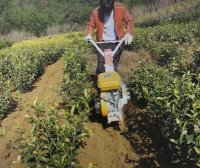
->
xmin=77 ymin=122 xmax=139 ymax=168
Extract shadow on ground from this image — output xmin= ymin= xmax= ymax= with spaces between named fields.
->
xmin=123 ymin=101 xmax=172 ymax=168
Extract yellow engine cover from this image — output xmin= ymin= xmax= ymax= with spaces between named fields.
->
xmin=97 ymin=72 xmax=121 ymax=91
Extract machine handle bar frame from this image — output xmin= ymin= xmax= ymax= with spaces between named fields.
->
xmin=88 ymin=37 xmax=125 ymax=58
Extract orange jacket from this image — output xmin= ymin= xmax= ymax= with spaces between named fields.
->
xmin=86 ymin=3 xmax=134 ymax=42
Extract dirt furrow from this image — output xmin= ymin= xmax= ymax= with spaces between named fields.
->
xmin=78 ymin=122 xmax=139 ymax=168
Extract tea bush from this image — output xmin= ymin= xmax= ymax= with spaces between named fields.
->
xmin=133 ymin=21 xmax=199 ymax=66
xmin=60 ymin=34 xmax=92 ymax=103
xmin=129 ymin=11 xmax=200 ymax=166
xmin=18 ymin=94 xmax=90 ymax=167
xmin=0 ymin=34 xmax=69 ymax=92
xmin=193 ymin=49 xmax=200 ymax=73
xmin=0 ymin=50 xmax=13 ymax=82
xmin=134 ymin=21 xmax=200 ymax=45
xmin=128 ymin=61 xmax=200 ymax=166
xmin=0 ymin=40 xmax=12 ymax=50
xmin=0 ymin=33 xmax=86 ymax=123
xmin=136 ymin=0 xmax=200 ymax=27
xmin=0 ymin=83 xmax=15 ymax=120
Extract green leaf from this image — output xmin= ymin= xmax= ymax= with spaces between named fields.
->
xmin=142 ymin=86 xmax=148 ymax=95
xmin=155 ymin=97 xmax=164 ymax=100
xmin=71 ymin=105 xmax=75 ymax=116
xmin=61 ymin=154 xmax=67 ymax=164
xmin=174 ymin=88 xmax=179 ymax=98
xmin=175 ymin=118 xmax=180 ymax=125
xmin=194 ymin=147 xmax=200 ymax=155
xmin=170 ymin=139 xmax=177 ymax=144
xmin=180 ymin=121 xmax=187 ymax=144
xmin=193 ymin=100 xmax=200 ymax=110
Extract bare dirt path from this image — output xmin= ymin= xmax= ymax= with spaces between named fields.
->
xmin=78 ymin=122 xmax=139 ymax=168
xmin=0 ymin=57 xmax=64 ymax=168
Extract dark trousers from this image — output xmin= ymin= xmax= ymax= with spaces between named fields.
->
xmin=96 ymin=43 xmax=122 ymax=74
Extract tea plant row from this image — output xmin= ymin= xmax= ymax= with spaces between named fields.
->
xmin=0 ymin=35 xmax=69 ymax=92
xmin=133 ymin=20 xmax=199 ymax=66
xmin=0 ymin=83 xmax=15 ymax=120
xmin=128 ymin=18 xmax=200 ymax=167
xmin=17 ymin=35 xmax=91 ymax=167
xmin=136 ymin=0 xmax=200 ymax=27
xmin=128 ymin=61 xmax=200 ymax=166
xmin=0 ymin=33 xmax=83 ymax=121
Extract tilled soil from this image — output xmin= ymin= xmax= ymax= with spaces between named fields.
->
xmin=77 ymin=121 xmax=139 ymax=168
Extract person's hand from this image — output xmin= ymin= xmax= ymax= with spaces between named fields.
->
xmin=124 ymin=33 xmax=133 ymax=45
xmin=85 ymin=34 xmax=92 ymax=42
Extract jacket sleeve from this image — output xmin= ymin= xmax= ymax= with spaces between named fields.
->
xmin=86 ymin=9 xmax=97 ymax=35
xmin=123 ymin=7 xmax=134 ymax=34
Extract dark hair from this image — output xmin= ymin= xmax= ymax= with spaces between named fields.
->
xmin=98 ymin=0 xmax=114 ymax=22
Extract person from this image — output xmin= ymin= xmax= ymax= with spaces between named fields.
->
xmin=85 ymin=0 xmax=134 ymax=74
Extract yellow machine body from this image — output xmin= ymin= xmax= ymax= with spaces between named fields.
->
xmin=97 ymin=72 xmax=121 ymax=91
